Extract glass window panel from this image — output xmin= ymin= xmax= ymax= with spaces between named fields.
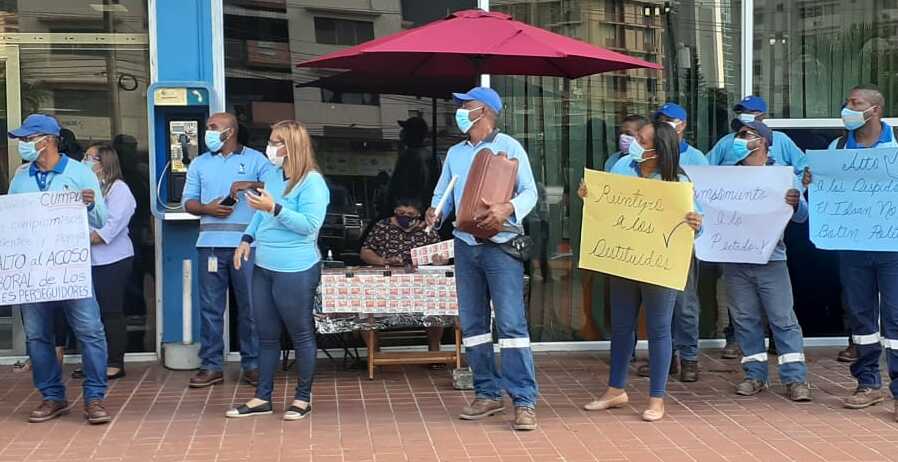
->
xmin=754 ymin=0 xmax=898 ymax=118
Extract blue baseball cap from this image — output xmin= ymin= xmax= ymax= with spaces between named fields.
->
xmin=8 ymin=114 xmax=61 ymax=139
xmin=653 ymin=102 xmax=687 ymax=122
xmin=734 ymin=95 xmax=768 ymax=114
xmin=453 ymin=87 xmax=502 ymax=114
xmin=731 ymin=119 xmax=773 ymax=147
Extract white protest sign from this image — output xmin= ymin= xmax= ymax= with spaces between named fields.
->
xmin=684 ymin=166 xmax=794 ymax=264
xmin=0 ymin=192 xmax=93 ymax=305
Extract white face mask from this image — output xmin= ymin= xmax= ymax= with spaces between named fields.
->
xmin=266 ymin=144 xmax=284 ymax=168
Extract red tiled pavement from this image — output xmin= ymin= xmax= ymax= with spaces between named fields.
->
xmin=1 ymin=347 xmax=896 ymax=461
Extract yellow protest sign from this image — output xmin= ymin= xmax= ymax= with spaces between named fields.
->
xmin=578 ymin=168 xmax=695 ymax=290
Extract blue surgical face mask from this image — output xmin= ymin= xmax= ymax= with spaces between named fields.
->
xmin=18 ymin=136 xmax=45 ymax=162
xmin=628 ymin=140 xmax=655 ymax=162
xmin=396 ymin=216 xmax=417 ymax=229
xmin=204 ymin=128 xmax=229 ymax=153
xmin=732 ymin=137 xmax=759 ymax=160
xmin=83 ymin=159 xmax=98 ymax=171
xmin=841 ymin=106 xmax=875 ymax=131
xmin=455 ymin=106 xmax=483 ymax=134
xmin=737 ymin=113 xmax=758 ymax=124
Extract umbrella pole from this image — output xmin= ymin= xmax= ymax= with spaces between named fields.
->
xmin=431 ymin=97 xmax=438 ymax=168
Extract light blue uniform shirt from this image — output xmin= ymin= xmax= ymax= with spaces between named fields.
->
xmin=604 ymin=151 xmax=624 ymax=172
xmin=182 ymin=146 xmax=274 ymax=248
xmin=430 ymin=131 xmax=538 ymax=246
xmin=679 ymin=141 xmax=710 ymax=166
xmin=9 ymin=154 xmax=107 ymax=229
xmin=828 ymin=121 xmax=898 ymax=149
xmin=243 ymin=170 xmax=330 ymax=273
xmin=708 ymin=131 xmax=807 ymax=173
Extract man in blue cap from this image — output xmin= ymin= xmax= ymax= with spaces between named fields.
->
xmin=706 ymin=95 xmax=809 ymax=361
xmin=707 ymin=96 xmax=806 ymax=172
xmin=426 ymin=86 xmax=539 ymax=431
xmin=718 ymin=119 xmax=812 ymax=402
xmin=7 ymin=114 xmax=112 ymax=424
xmin=638 ymin=102 xmax=707 ymax=382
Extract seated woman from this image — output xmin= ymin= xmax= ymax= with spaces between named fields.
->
xmin=361 ymin=197 xmax=447 ymax=360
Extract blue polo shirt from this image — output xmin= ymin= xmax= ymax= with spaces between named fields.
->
xmin=604 ymin=151 xmax=625 ymax=172
xmin=182 ymin=146 xmax=274 ymax=248
xmin=679 ymin=141 xmax=709 ymax=166
xmin=828 ymin=121 xmax=898 ymax=149
xmin=430 ymin=130 xmax=538 ymax=246
xmin=708 ymin=131 xmax=807 ymax=173
xmin=9 ymin=153 xmax=107 ymax=229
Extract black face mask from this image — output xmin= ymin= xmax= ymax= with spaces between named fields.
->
xmin=396 ymin=216 xmax=417 ymax=229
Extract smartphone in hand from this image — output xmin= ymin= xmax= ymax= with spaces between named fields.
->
xmin=219 ymin=196 xmax=237 ymax=207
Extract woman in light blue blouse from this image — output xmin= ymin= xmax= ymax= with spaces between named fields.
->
xmin=226 ymin=120 xmax=330 ymax=420
xmin=578 ymin=121 xmax=702 ymax=422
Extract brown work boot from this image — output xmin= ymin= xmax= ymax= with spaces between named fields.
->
xmin=512 ymin=406 xmax=537 ymax=431
xmin=189 ymin=369 xmax=224 ymax=388
xmin=786 ymin=382 xmax=812 ymax=402
xmin=637 ymin=355 xmax=678 ymax=378
xmin=459 ymin=398 xmax=505 ymax=420
xmin=28 ymin=400 xmax=69 ymax=423
xmin=680 ymin=359 xmax=699 ymax=383
xmin=721 ymin=341 xmax=741 ymax=359
xmin=837 ymin=344 xmax=857 ymax=363
xmin=242 ymin=369 xmax=259 ymax=387
xmin=84 ymin=400 xmax=112 ymax=425
xmin=735 ymin=378 xmax=767 ymax=396
xmin=844 ymin=387 xmax=884 ymax=409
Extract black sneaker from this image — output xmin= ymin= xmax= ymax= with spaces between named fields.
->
xmin=225 ymin=401 xmax=273 ymax=418
xmin=283 ymin=404 xmax=312 ymax=421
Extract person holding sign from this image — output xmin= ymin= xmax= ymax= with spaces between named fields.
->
xmin=425 ymin=87 xmax=539 ymax=431
xmin=7 ymin=114 xmax=112 ymax=424
xmin=644 ymin=103 xmax=708 ymax=383
xmin=802 ymin=85 xmax=898 ymax=414
xmin=227 ymin=120 xmax=329 ymax=420
xmin=182 ymin=112 xmax=273 ymax=389
xmin=718 ymin=120 xmax=812 ymax=401
xmin=579 ymin=120 xmax=702 ymax=422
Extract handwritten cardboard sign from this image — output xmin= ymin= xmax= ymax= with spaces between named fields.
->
xmin=0 ymin=192 xmax=93 ymax=305
xmin=807 ymin=148 xmax=898 ymax=251
xmin=578 ymin=169 xmax=694 ymax=290
xmin=685 ymin=166 xmax=795 ymax=264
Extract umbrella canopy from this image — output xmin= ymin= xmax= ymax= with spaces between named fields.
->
xmin=297 ymin=71 xmax=475 ymax=99
xmin=298 ymin=9 xmax=660 ymax=79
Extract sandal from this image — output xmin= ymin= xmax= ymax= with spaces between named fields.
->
xmin=12 ymin=360 xmax=31 ymax=373
xmin=283 ymin=404 xmax=312 ymax=421
xmin=225 ymin=401 xmax=272 ymax=418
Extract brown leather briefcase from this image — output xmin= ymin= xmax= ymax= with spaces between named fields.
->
xmin=456 ymin=148 xmax=518 ymax=239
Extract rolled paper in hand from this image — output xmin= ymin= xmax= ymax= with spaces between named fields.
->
xmin=425 ymin=175 xmax=458 ymax=233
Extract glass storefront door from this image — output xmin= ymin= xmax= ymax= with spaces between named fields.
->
xmin=0 ymin=0 xmax=153 ymax=358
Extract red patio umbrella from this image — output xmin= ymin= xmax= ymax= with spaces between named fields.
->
xmin=297 ymin=9 xmax=660 ymax=78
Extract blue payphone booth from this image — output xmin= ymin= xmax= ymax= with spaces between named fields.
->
xmin=148 ymin=82 xmax=212 ymax=369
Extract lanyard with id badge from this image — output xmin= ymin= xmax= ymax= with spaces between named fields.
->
xmin=208 ymin=253 xmax=219 ymax=273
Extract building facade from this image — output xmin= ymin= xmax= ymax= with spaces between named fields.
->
xmin=1 ymin=0 xmax=896 ymax=359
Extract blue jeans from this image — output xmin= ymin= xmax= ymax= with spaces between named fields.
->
xmin=672 ymin=256 xmax=700 ymax=361
xmin=608 ymin=277 xmax=677 ymax=397
xmin=253 ymin=264 xmax=320 ymax=402
xmin=22 ymin=297 xmax=108 ymax=402
xmin=455 ymin=239 xmax=537 ymax=408
xmin=840 ymin=250 xmax=898 ymax=396
xmin=197 ymin=247 xmax=258 ymax=372
xmin=723 ymin=261 xmax=806 ymax=384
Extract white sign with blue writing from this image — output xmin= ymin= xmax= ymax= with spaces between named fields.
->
xmin=685 ymin=166 xmax=795 ymax=264
xmin=0 ymin=192 xmax=93 ymax=305
xmin=807 ymin=148 xmax=898 ymax=251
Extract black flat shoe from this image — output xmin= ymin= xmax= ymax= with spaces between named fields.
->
xmin=283 ymin=404 xmax=312 ymax=421
xmin=107 ymin=369 xmax=126 ymax=380
xmin=71 ymin=368 xmax=84 ymax=379
xmin=225 ymin=401 xmax=273 ymax=418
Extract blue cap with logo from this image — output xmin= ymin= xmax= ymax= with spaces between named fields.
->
xmin=731 ymin=119 xmax=773 ymax=147
xmin=733 ymin=95 xmax=768 ymax=114
xmin=453 ymin=87 xmax=503 ymax=114
xmin=654 ymin=102 xmax=687 ymax=122
xmin=8 ymin=114 xmax=61 ymax=139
